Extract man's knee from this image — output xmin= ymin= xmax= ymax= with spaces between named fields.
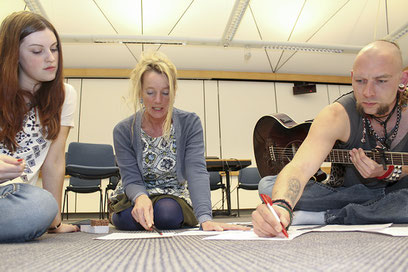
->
xmin=258 ymin=175 xmax=277 ymax=196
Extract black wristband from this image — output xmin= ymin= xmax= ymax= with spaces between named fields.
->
xmin=272 ymin=199 xmax=294 ymax=212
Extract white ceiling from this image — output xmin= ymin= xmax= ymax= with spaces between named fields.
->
xmin=1 ymin=0 xmax=407 ymax=76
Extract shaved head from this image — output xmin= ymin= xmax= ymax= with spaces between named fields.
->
xmin=351 ymin=40 xmax=407 ymax=117
xmin=353 ymin=40 xmax=403 ymax=72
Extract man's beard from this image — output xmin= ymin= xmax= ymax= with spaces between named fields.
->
xmin=356 ymin=102 xmax=390 ymax=116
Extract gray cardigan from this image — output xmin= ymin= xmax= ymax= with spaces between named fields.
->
xmin=113 ymin=108 xmax=212 ymax=223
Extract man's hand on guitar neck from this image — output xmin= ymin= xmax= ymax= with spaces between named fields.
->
xmin=349 ymin=148 xmax=388 ymax=179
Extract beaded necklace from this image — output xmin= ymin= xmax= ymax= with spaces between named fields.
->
xmin=361 ymin=95 xmax=401 ymax=150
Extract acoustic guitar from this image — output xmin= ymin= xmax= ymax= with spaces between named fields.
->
xmin=253 ymin=113 xmax=408 ymax=180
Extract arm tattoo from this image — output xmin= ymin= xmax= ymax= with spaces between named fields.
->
xmin=284 ymin=178 xmax=301 ymax=205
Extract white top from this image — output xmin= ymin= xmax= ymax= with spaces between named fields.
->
xmin=0 ymin=83 xmax=77 ymax=185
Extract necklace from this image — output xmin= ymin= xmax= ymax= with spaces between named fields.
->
xmin=361 ymin=105 xmax=401 ymax=149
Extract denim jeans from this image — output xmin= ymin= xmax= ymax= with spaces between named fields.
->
xmin=258 ymin=175 xmax=408 ymax=224
xmin=0 ymin=183 xmax=58 ymax=242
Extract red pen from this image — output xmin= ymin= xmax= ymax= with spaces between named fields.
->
xmin=260 ymin=194 xmax=289 ymax=238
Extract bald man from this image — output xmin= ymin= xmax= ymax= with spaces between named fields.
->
xmin=253 ymin=40 xmax=408 ymax=237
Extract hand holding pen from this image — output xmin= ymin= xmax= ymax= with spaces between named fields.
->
xmin=132 ymin=195 xmax=154 ymax=230
xmin=259 ymin=194 xmax=289 ymax=238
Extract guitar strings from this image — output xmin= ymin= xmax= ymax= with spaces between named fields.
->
xmin=268 ymin=146 xmax=407 ymax=165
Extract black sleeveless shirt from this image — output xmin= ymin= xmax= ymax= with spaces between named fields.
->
xmin=333 ymin=91 xmax=408 ymax=188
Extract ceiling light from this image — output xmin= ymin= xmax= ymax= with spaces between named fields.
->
xmin=60 ymin=34 xmax=362 ymax=54
xmin=384 ymin=22 xmax=408 ymax=42
xmin=230 ymin=40 xmax=362 ymax=54
xmin=94 ymin=40 xmax=186 ymax=46
xmin=264 ymin=45 xmax=343 ymax=53
xmin=61 ymin=34 xmax=191 ymax=46
xmin=221 ymin=0 xmax=250 ymax=47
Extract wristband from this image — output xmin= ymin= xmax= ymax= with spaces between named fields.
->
xmin=376 ymin=165 xmax=394 ymax=180
xmin=384 ymin=165 xmax=402 ymax=182
xmin=273 ymin=203 xmax=293 ymax=229
xmin=48 ymin=222 xmax=61 ymax=231
xmin=272 ymin=199 xmax=294 ymax=229
xmin=272 ymin=199 xmax=294 ymax=212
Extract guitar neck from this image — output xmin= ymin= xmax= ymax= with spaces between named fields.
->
xmin=325 ymin=149 xmax=408 ymax=166
xmin=257 ymin=113 xmax=408 ymax=178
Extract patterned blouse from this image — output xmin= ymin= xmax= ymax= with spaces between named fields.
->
xmin=0 ymin=84 xmax=76 ymax=185
xmin=141 ymin=125 xmax=191 ymax=205
xmin=0 ymin=108 xmax=45 ymax=183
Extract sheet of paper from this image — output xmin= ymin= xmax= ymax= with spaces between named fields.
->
xmin=203 ymin=229 xmax=310 ymax=241
xmin=176 ymin=230 xmax=222 ymax=236
xmin=366 ymin=227 xmax=408 ymax=237
xmin=95 ymin=232 xmax=175 ymax=240
xmin=304 ymin=223 xmax=392 ymax=232
xmin=94 ymin=224 xmax=400 ymax=241
xmin=203 ymin=224 xmax=394 ymax=241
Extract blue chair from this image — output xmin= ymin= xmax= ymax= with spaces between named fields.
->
xmin=62 ymin=177 xmax=103 ymax=219
xmin=62 ymin=142 xmax=120 ymax=219
xmin=209 ymin=171 xmax=226 ymax=211
xmin=236 ymin=167 xmax=261 ymax=217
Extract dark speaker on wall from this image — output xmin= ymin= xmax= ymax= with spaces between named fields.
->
xmin=293 ymin=82 xmax=316 ymax=95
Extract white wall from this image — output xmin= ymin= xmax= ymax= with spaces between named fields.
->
xmin=56 ymin=78 xmax=351 ymax=213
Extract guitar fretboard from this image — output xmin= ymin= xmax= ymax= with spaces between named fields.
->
xmin=269 ymin=146 xmax=408 ymax=166
xmin=326 ymin=149 xmax=408 ymax=165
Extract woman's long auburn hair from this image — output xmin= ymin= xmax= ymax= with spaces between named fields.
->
xmin=0 ymin=11 xmax=65 ymax=152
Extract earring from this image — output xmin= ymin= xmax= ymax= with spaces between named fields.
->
xmin=140 ymin=98 xmax=143 ymax=104
xmin=399 ymin=84 xmax=408 ymax=108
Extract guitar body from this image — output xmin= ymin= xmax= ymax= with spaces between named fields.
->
xmin=253 ymin=113 xmax=327 ymax=181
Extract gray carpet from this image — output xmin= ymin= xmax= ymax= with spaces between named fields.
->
xmin=2 ymin=225 xmax=408 ymax=272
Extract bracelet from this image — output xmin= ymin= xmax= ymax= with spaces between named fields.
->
xmin=384 ymin=165 xmax=402 ymax=182
xmin=48 ymin=222 xmax=61 ymax=231
xmin=377 ymin=165 xmax=394 ymax=180
xmin=272 ymin=199 xmax=294 ymax=229
xmin=273 ymin=203 xmax=293 ymax=229
xmin=272 ymin=199 xmax=294 ymax=213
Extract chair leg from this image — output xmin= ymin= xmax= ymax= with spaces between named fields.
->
xmin=66 ymin=191 xmax=69 ymax=220
xmin=237 ymin=187 xmax=240 ymax=217
xmin=99 ymin=190 xmax=103 ymax=219
xmin=221 ymin=188 xmax=225 ymax=210
xmin=104 ymin=190 xmax=109 ymax=219
xmin=62 ymin=190 xmax=66 ymax=220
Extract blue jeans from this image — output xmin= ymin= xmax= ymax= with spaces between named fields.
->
xmin=258 ymin=175 xmax=408 ymax=224
xmin=0 ymin=183 xmax=58 ymax=243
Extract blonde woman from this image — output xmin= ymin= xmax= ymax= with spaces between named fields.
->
xmin=110 ymin=52 xmax=247 ymax=231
